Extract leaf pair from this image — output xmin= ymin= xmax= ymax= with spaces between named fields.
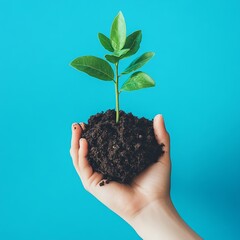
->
xmin=98 ymin=12 xmax=142 ymax=63
xmin=99 ymin=31 xmax=142 ymax=63
xmin=105 ymin=48 xmax=130 ymax=63
xmin=119 ymin=52 xmax=155 ymax=91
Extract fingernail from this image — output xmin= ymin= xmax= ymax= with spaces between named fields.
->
xmin=72 ymin=123 xmax=78 ymax=130
xmin=79 ymin=122 xmax=84 ymax=130
xmin=154 ymin=114 xmax=162 ymax=121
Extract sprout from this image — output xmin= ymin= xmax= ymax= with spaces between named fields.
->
xmin=70 ymin=11 xmax=155 ymax=123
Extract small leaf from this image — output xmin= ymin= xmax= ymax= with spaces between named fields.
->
xmin=110 ymin=11 xmax=126 ymax=51
xmin=113 ymin=48 xmax=130 ymax=57
xmin=105 ymin=49 xmax=129 ymax=63
xmin=105 ymin=54 xmax=119 ymax=63
xmin=120 ymin=71 xmax=155 ymax=91
xmin=98 ymin=33 xmax=114 ymax=52
xmin=121 ymin=30 xmax=142 ymax=59
xmin=121 ymin=52 xmax=155 ymax=75
xmin=70 ymin=56 xmax=114 ymax=80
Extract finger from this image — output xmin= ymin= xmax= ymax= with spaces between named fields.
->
xmin=70 ymin=123 xmax=82 ymax=170
xmin=79 ymin=122 xmax=86 ymax=130
xmin=153 ymin=114 xmax=170 ymax=155
xmin=78 ymin=138 xmax=103 ymax=190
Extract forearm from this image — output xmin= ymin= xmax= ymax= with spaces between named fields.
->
xmin=129 ymin=198 xmax=202 ymax=240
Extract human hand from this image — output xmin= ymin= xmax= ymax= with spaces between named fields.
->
xmin=70 ymin=114 xmax=201 ymax=239
xmin=70 ymin=114 xmax=170 ymax=219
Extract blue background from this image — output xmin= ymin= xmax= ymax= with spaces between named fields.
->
xmin=0 ymin=0 xmax=240 ymax=239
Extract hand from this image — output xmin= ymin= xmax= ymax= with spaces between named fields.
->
xmin=70 ymin=114 xmax=201 ymax=240
xmin=70 ymin=114 xmax=170 ymax=220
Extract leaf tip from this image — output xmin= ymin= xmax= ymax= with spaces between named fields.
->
xmin=118 ymin=11 xmax=123 ymax=16
xmin=69 ymin=60 xmax=74 ymax=67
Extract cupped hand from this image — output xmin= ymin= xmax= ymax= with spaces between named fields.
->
xmin=70 ymin=114 xmax=170 ymax=224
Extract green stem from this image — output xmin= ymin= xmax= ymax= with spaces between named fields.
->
xmin=115 ymin=62 xmax=120 ymax=123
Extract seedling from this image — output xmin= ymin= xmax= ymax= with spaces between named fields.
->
xmin=70 ymin=11 xmax=155 ymax=123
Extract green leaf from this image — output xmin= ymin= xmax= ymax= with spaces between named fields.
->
xmin=121 ymin=52 xmax=155 ymax=75
xmin=120 ymin=30 xmax=142 ymax=59
xmin=120 ymin=71 xmax=155 ymax=91
xmin=113 ymin=48 xmax=130 ymax=57
xmin=105 ymin=49 xmax=130 ymax=63
xmin=110 ymin=11 xmax=126 ymax=51
xmin=105 ymin=54 xmax=119 ymax=63
xmin=70 ymin=56 xmax=114 ymax=80
xmin=98 ymin=33 xmax=114 ymax=52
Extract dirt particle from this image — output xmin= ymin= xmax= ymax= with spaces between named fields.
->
xmin=99 ymin=181 xmax=105 ymax=187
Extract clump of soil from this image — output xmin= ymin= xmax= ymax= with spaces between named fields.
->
xmin=81 ymin=109 xmax=164 ymax=185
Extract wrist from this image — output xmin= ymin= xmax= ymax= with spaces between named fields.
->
xmin=129 ymin=198 xmax=201 ymax=240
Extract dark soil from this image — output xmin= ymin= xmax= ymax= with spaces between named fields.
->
xmin=81 ymin=109 xmax=164 ymax=185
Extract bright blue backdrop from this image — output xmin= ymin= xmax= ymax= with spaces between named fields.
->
xmin=0 ymin=0 xmax=240 ymax=239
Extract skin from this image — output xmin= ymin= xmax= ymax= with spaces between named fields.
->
xmin=70 ymin=114 xmax=202 ymax=240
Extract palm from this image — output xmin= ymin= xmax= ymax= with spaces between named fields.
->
xmin=132 ymin=157 xmax=171 ymax=199
xmin=93 ymin=153 xmax=170 ymax=222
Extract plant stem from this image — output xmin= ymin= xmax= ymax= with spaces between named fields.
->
xmin=115 ymin=62 xmax=120 ymax=123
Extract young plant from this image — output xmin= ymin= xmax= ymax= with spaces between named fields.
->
xmin=70 ymin=11 xmax=155 ymax=123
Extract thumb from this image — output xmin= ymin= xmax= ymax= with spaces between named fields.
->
xmin=153 ymin=114 xmax=170 ymax=158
